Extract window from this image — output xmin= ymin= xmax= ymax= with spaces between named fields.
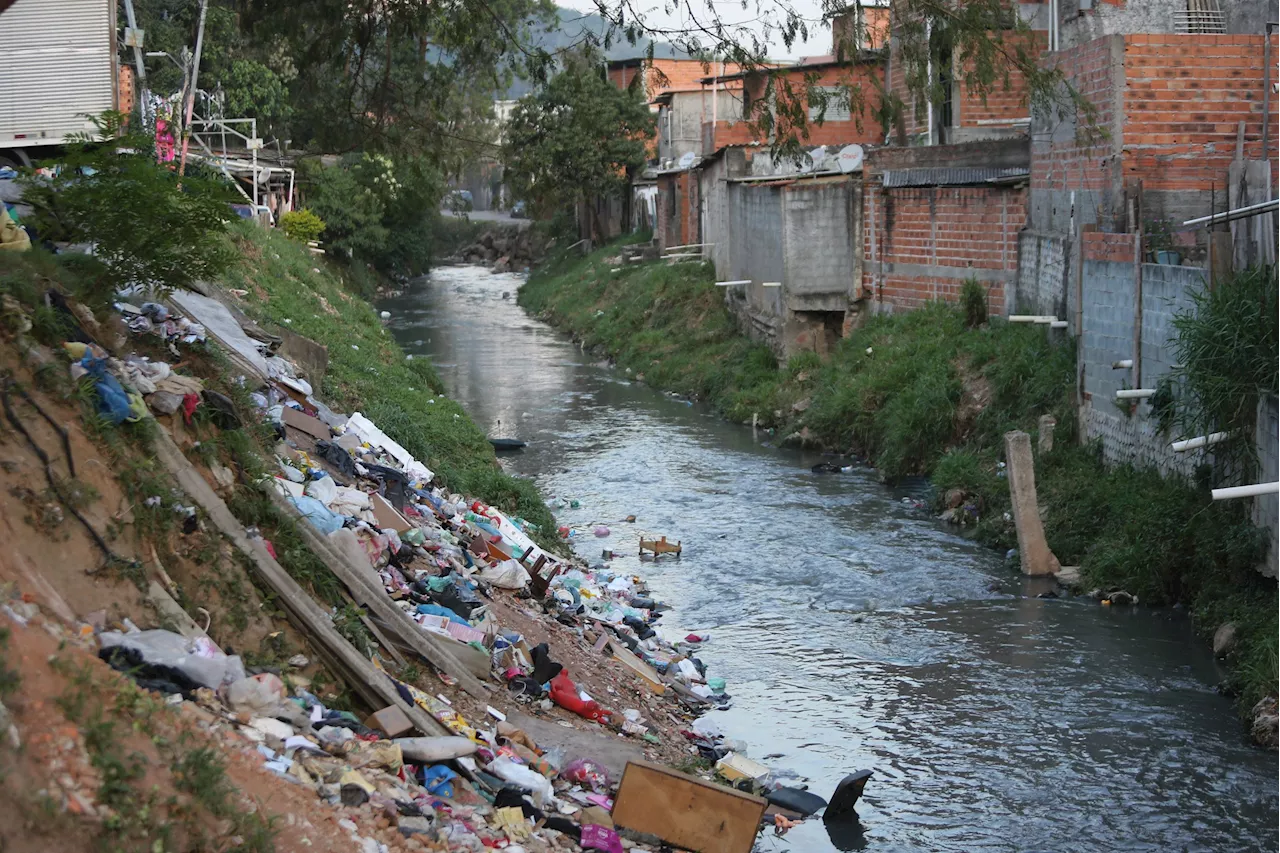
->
xmin=807 ymin=87 xmax=851 ymax=123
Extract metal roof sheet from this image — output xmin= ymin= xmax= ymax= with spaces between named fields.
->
xmin=882 ymin=166 xmax=1029 ymax=188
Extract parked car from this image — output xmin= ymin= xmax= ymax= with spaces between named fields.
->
xmin=446 ymin=190 xmax=473 ymax=214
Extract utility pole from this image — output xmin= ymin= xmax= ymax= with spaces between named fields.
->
xmin=121 ymin=0 xmax=149 ymax=126
xmin=178 ymin=0 xmax=209 ymax=176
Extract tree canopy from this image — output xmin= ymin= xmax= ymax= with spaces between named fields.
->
xmin=501 ymin=62 xmax=655 ymax=239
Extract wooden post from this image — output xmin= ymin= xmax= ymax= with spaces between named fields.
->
xmin=1004 ymin=430 xmax=1061 ymax=576
xmin=1038 ymin=415 xmax=1056 ymax=454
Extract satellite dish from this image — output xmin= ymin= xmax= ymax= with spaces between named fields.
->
xmin=836 ymin=144 xmax=865 ymax=173
xmin=677 ymin=151 xmax=697 ymax=169
xmin=809 ymin=147 xmax=828 ymax=170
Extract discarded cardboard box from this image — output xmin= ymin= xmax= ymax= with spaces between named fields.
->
xmin=365 ymin=705 xmax=414 ymax=738
xmin=282 ymin=406 xmax=331 ymax=441
xmin=371 ymin=493 xmax=413 ymax=534
xmin=612 ymin=760 xmax=766 ymax=853
xmin=607 ymin=641 xmax=665 ymax=694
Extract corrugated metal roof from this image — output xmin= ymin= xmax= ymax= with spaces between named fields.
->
xmin=882 ymin=167 xmax=1029 ymax=188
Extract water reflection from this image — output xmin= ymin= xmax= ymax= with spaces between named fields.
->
xmin=381 ymin=266 xmax=1278 ymax=853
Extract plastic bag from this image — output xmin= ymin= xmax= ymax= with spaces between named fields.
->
xmin=479 ymin=559 xmax=530 ymax=590
xmin=561 ymin=758 xmax=611 ymax=793
xmin=99 ymin=629 xmax=243 ymax=689
xmin=290 ymin=495 xmax=343 ymax=534
xmin=304 ymin=475 xmax=338 ymax=507
xmin=225 ymin=673 xmax=287 ymax=716
xmin=489 ymin=756 xmax=554 ymax=806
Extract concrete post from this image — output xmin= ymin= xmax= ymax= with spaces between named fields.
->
xmin=1038 ymin=415 xmax=1056 ymax=454
xmin=1005 ymin=430 xmax=1061 ymax=576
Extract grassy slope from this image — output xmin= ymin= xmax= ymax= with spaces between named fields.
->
xmin=521 ymin=241 xmax=1278 ymax=716
xmin=220 ymin=220 xmax=558 ymax=545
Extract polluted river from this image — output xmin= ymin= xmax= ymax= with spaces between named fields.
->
xmin=380 ymin=265 xmax=1278 ymax=853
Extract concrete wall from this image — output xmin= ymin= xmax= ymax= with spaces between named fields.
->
xmin=1078 ymin=257 xmax=1201 ymax=476
xmin=1060 ymin=0 xmax=1272 ymax=49
xmin=698 ymin=149 xmax=747 ymax=279
xmin=1255 ymin=395 xmax=1279 ymax=578
xmin=1012 ymin=230 xmax=1074 ymax=323
xmin=724 ymin=181 xmax=786 ymax=345
xmin=721 ymin=175 xmax=862 ymax=355
xmin=782 ymin=178 xmax=861 ymax=312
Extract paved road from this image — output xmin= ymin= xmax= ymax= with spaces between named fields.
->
xmin=440 ymin=208 xmax=532 ymax=229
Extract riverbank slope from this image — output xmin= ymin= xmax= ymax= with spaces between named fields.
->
xmin=519 ymin=242 xmax=1278 ymax=735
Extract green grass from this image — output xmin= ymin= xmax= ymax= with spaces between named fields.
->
xmin=523 ymin=238 xmax=1278 ymax=725
xmin=220 ymin=220 xmax=558 ymax=548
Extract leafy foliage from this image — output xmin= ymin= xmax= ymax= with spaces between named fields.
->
xmin=18 ymin=113 xmax=236 ymax=295
xmin=1171 ymin=264 xmax=1279 ymax=476
xmin=502 ymin=61 xmax=655 ymax=238
xmin=279 ymin=208 xmax=325 ymax=243
xmin=960 ymin=277 xmax=988 ymax=329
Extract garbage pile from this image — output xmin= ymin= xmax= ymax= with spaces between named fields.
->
xmin=35 ymin=285 xmax=775 ymax=850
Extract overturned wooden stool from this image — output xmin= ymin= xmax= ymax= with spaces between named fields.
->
xmin=639 ymin=536 xmax=682 ymax=559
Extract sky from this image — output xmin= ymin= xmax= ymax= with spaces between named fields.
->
xmin=556 ymin=0 xmax=838 ymax=61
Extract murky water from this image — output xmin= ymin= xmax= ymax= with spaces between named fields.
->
xmin=381 ymin=266 xmax=1278 ymax=853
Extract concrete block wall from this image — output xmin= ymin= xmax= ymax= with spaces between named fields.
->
xmin=1012 ymin=231 xmax=1073 ymax=322
xmin=863 ymin=184 xmax=1024 ymax=314
xmin=724 ymin=182 xmax=785 ymax=345
xmin=1079 ymin=259 xmax=1201 ymax=477
xmin=1255 ymin=395 xmax=1279 ymax=578
xmin=781 ymin=179 xmax=860 ymax=311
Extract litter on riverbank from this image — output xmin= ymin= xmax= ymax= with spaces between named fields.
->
xmin=1 ymin=276 xmax=859 ymax=851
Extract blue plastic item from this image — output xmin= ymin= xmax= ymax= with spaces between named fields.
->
xmin=81 ymin=354 xmax=135 ymax=424
xmin=415 ymin=603 xmax=469 ymax=626
xmin=289 ymin=495 xmax=343 ymax=534
xmin=422 ymin=765 xmax=458 ymax=798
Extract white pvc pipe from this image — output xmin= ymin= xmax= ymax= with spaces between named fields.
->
xmin=1212 ymin=482 xmax=1280 ymax=501
xmin=1171 ymin=432 xmax=1230 ymax=452
xmin=1115 ymin=388 xmax=1156 ymax=399
xmin=1049 ymin=320 xmax=1068 ymax=329
xmin=1008 ymin=315 xmax=1058 ymax=323
xmin=715 ymin=280 xmax=751 ymax=287
xmin=761 ymin=282 xmax=781 ymax=287
xmin=665 ymin=243 xmax=713 ymax=251
xmin=1112 ymin=359 xmax=1133 ymax=369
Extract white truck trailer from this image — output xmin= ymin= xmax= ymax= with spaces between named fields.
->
xmin=0 ymin=0 xmax=120 ymax=168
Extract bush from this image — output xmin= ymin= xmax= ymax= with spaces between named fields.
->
xmin=280 ymin=209 xmax=325 ymax=243
xmin=19 ymin=112 xmax=235 ymax=295
xmin=960 ymin=277 xmax=988 ymax=328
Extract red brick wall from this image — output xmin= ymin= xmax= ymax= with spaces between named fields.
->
xmin=1083 ymin=231 xmax=1136 ymax=262
xmin=1122 ymin=34 xmax=1279 ymax=192
xmin=1030 ymin=35 xmax=1119 ymax=197
xmin=958 ymin=31 xmax=1046 ymax=126
xmin=863 ymin=184 xmax=1026 ymax=312
xmin=745 ymin=64 xmax=884 ymax=147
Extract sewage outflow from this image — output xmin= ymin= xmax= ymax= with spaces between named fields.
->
xmin=380 ymin=265 xmax=1278 ymax=853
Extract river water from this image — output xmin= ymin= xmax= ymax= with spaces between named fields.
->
xmin=381 ymin=265 xmax=1278 ymax=853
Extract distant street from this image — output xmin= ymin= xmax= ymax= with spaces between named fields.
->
xmin=441 ymin=208 xmax=532 ymax=229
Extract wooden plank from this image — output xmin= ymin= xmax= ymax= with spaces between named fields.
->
xmin=371 ymin=492 xmax=413 ymax=534
xmin=282 ymin=406 xmax=331 ymax=440
xmin=606 ymin=640 xmax=665 ymax=694
xmin=612 ymin=760 xmax=767 ymax=853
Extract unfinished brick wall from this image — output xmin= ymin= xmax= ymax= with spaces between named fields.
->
xmin=1030 ymin=32 xmax=1277 ymax=233
xmin=862 ymin=184 xmax=1026 ymax=313
xmin=1029 ymin=35 xmax=1123 ymax=233
xmin=1122 ymin=34 xmax=1279 ymax=191
xmin=957 ymin=31 xmax=1046 ymax=127
xmin=1083 ymin=231 xmax=1135 ymax=263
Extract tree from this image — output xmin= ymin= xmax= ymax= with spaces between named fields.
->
xmin=502 ymin=62 xmax=655 ymax=241
xmin=19 ymin=113 xmax=236 ymax=294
